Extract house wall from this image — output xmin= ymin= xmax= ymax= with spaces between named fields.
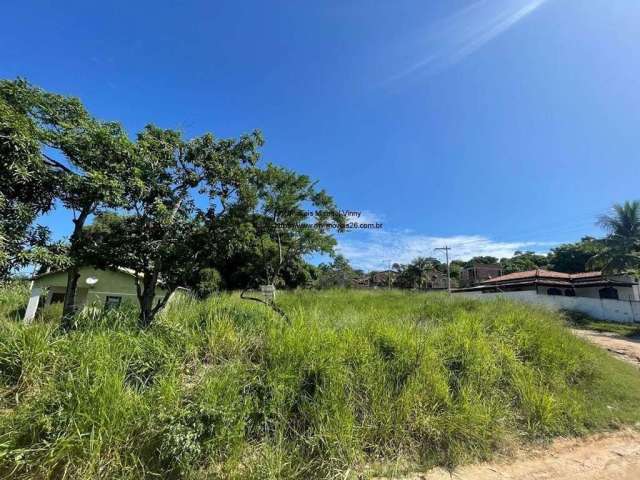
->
xmin=460 ymin=265 xmax=502 ymax=287
xmin=487 ymin=283 xmax=638 ymax=301
xmin=461 ymin=290 xmax=640 ymax=323
xmin=573 ymin=285 xmax=638 ymax=301
xmin=32 ymin=267 xmax=168 ymax=310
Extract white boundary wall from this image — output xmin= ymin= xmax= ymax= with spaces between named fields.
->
xmin=461 ymin=291 xmax=640 ymax=324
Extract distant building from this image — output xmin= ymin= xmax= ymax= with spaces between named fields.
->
xmin=454 ymin=269 xmax=640 ymax=301
xmin=459 ymin=263 xmax=503 ymax=287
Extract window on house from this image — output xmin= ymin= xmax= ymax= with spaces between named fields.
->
xmin=105 ymin=296 xmax=122 ymax=310
xmin=598 ymin=287 xmax=619 ymax=300
xmin=547 ymin=288 xmax=562 ymax=296
xmin=50 ymin=292 xmax=66 ymax=304
xmin=564 ymin=289 xmax=576 ymax=297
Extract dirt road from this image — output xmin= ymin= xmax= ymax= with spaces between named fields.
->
xmin=572 ymin=329 xmax=640 ymax=368
xmin=397 ymin=430 xmax=640 ymax=480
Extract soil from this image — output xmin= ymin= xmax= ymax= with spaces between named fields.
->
xmin=394 ymin=429 xmax=640 ymax=480
xmin=572 ymin=329 xmax=640 ymax=368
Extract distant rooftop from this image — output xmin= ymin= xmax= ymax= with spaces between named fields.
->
xmin=481 ymin=269 xmax=602 ymax=284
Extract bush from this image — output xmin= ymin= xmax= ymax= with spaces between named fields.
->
xmin=0 ymin=281 xmax=29 ymax=322
xmin=195 ymin=268 xmax=222 ymax=298
xmin=1 ymin=290 xmax=640 ymax=479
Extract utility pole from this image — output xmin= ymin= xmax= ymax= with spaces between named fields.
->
xmin=435 ymin=246 xmax=451 ymax=293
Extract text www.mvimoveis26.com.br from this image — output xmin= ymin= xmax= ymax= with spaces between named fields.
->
xmin=274 ymin=210 xmax=383 ymax=230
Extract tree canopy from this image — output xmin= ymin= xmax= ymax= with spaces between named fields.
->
xmin=548 ymin=237 xmax=604 ymax=273
xmin=587 ymin=201 xmax=640 ymax=274
xmin=0 ymin=83 xmax=64 ymax=279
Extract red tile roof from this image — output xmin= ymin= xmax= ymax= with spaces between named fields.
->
xmin=482 ymin=269 xmax=602 ymax=284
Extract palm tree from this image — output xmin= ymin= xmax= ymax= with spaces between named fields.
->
xmin=587 ymin=201 xmax=640 ymax=273
xmin=407 ymin=256 xmax=438 ymax=289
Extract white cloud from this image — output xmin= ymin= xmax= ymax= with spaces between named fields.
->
xmin=336 ymin=230 xmax=556 ymax=271
xmin=356 ymin=210 xmax=384 ymax=224
xmin=384 ymin=0 xmax=548 ymax=83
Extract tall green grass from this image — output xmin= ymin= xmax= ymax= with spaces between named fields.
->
xmin=1 ymin=287 xmax=639 ymax=479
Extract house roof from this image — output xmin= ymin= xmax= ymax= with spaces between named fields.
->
xmin=33 ymin=266 xmax=140 ymax=280
xmin=481 ymin=269 xmax=603 ymax=284
xmin=32 ymin=266 xmax=191 ymax=291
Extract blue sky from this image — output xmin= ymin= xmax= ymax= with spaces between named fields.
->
xmin=3 ymin=0 xmax=639 ymax=270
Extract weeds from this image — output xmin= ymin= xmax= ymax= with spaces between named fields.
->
xmin=1 ymin=287 xmax=640 ymax=479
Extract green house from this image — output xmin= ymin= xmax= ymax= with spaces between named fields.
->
xmin=23 ymin=266 xmax=174 ymax=322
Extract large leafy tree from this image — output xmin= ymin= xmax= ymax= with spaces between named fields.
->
xmin=587 ymin=201 xmax=640 ymax=274
xmin=0 ymin=87 xmax=65 ymax=279
xmin=201 ymin=164 xmax=344 ymax=291
xmin=85 ymin=125 xmax=263 ymax=327
xmin=245 ymin=164 xmax=344 ymax=288
xmin=0 ymin=79 xmax=133 ymax=326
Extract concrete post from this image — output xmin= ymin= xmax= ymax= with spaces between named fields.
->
xmin=23 ymin=286 xmax=42 ymax=324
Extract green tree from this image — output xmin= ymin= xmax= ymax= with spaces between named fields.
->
xmin=195 ymin=267 xmax=222 ymax=298
xmin=0 ymin=88 xmax=64 ymax=279
xmin=587 ymin=201 xmax=640 ymax=274
xmin=86 ymin=125 xmax=263 ymax=327
xmin=463 ymin=256 xmax=498 ymax=267
xmin=396 ymin=256 xmax=440 ymax=289
xmin=500 ymin=251 xmax=549 ymax=274
xmin=317 ymin=255 xmax=358 ymax=288
xmin=0 ymin=79 xmax=133 ymax=326
xmin=203 ymin=163 xmax=344 ymax=291
xmin=248 ymin=164 xmax=344 ymax=288
xmin=449 ymin=259 xmax=465 ymax=281
xmin=548 ymin=237 xmax=604 ymax=273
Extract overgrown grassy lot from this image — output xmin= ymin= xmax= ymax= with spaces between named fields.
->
xmin=1 ymin=285 xmax=640 ymax=479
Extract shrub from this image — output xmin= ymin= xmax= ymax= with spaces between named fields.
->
xmin=195 ymin=268 xmax=222 ymax=298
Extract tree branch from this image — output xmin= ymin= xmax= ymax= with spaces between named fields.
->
xmin=42 ymin=153 xmax=74 ymax=174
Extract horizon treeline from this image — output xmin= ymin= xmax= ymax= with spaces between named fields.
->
xmin=313 ymin=205 xmax=640 ymax=289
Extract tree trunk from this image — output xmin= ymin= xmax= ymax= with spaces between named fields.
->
xmin=61 ymin=205 xmax=92 ymax=329
xmin=137 ymin=194 xmax=185 ymax=328
xmin=138 ymin=282 xmax=156 ymax=328
xmin=137 ymin=271 xmax=175 ymax=328
xmin=61 ymin=265 xmax=80 ymax=329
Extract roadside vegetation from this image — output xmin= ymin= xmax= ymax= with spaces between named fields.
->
xmin=564 ymin=310 xmax=640 ymax=338
xmin=2 ymin=285 xmax=640 ymax=479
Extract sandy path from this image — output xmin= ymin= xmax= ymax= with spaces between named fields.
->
xmin=572 ymin=329 xmax=640 ymax=368
xmin=395 ymin=430 xmax=640 ymax=480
